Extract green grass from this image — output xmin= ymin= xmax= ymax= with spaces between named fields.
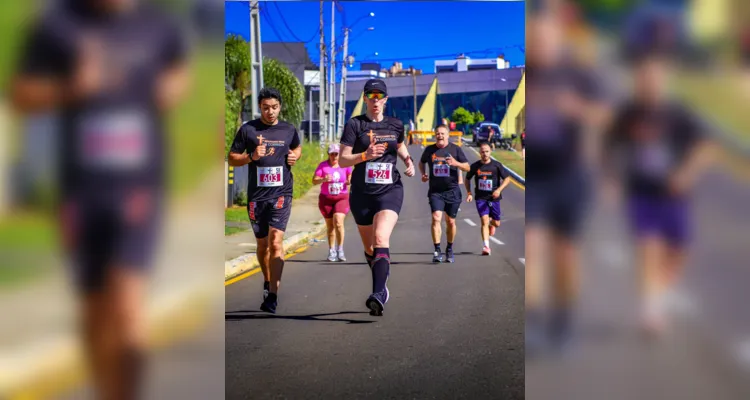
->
xmin=292 ymin=141 xmax=327 ymax=200
xmin=0 ymin=213 xmax=57 ymax=287
xmin=492 ymin=149 xmax=525 ymax=179
xmin=225 ymin=206 xmax=247 ymax=222
xmin=673 ymin=71 xmax=750 ymax=142
xmin=225 ymin=226 xmax=245 ymax=236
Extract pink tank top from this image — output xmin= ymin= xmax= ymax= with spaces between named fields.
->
xmin=315 ymin=161 xmax=352 ymax=196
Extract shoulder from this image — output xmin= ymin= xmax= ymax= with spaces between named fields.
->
xmin=277 ymin=120 xmax=297 ymax=133
xmin=385 ymin=116 xmax=405 ymax=130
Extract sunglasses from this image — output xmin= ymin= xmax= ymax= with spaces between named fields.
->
xmin=365 ymin=92 xmax=386 ymax=100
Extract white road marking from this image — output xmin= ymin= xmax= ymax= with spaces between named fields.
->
xmin=490 ymin=237 xmax=504 ymax=245
xmin=519 ymin=257 xmax=525 ymax=265
xmin=734 ymin=339 xmax=750 ymax=370
xmin=464 ymin=218 xmax=477 ymax=227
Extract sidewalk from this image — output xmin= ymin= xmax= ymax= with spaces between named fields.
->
xmin=0 ymin=169 xmax=225 ymax=398
xmin=224 ymin=184 xmax=328 ymax=279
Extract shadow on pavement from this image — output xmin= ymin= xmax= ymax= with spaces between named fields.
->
xmin=225 ymin=310 xmax=375 ymax=324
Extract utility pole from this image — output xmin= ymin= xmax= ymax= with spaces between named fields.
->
xmin=318 ymin=0 xmax=326 ymax=142
xmin=411 ymin=66 xmax=417 ymax=130
xmin=249 ymin=0 xmax=264 ymax=120
xmin=329 ymin=1 xmax=336 ymax=142
xmin=337 ymin=28 xmax=350 ymax=138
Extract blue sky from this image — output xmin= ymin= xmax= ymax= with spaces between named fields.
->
xmin=226 ymin=1 xmax=525 ymax=80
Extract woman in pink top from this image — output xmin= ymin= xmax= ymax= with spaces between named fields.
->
xmin=313 ymin=143 xmax=353 ymax=262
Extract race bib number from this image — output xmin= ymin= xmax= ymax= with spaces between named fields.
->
xmin=478 ymin=179 xmax=493 ymax=191
xmin=77 ymin=111 xmax=149 ymax=170
xmin=433 ymin=163 xmax=450 ymax=177
xmin=635 ymin=144 xmax=672 ymax=177
xmin=257 ymin=166 xmax=284 ymax=187
xmin=365 ymin=162 xmax=393 ymax=184
xmin=328 ymin=182 xmax=344 ymax=195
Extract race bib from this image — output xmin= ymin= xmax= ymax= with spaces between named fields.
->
xmin=77 ymin=111 xmax=149 ymax=170
xmin=433 ymin=163 xmax=450 ymax=177
xmin=365 ymin=162 xmax=393 ymax=184
xmin=328 ymin=182 xmax=344 ymax=195
xmin=478 ymin=179 xmax=493 ymax=191
xmin=257 ymin=166 xmax=284 ymax=187
xmin=635 ymin=143 xmax=672 ymax=177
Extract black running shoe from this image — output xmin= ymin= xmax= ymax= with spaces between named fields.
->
xmin=260 ymin=293 xmax=277 ymax=314
xmin=445 ymin=248 xmax=455 ymax=263
xmin=432 ymin=251 xmax=443 ymax=263
xmin=366 ymin=289 xmax=388 ymax=316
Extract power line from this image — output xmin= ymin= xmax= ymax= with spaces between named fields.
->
xmin=271 ymin=1 xmax=318 ymax=43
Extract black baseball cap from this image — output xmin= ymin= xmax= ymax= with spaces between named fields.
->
xmin=363 ymin=79 xmax=387 ymax=96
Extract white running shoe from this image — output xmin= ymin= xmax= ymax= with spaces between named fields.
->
xmin=327 ymin=248 xmax=337 ymax=262
xmin=337 ymin=249 xmax=346 ymax=262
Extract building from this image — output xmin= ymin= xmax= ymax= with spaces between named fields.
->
xmin=434 ymin=55 xmax=511 ymax=73
xmin=338 ymin=67 xmax=524 ymax=135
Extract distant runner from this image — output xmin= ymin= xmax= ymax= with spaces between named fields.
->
xmin=313 ymin=143 xmax=353 ymax=262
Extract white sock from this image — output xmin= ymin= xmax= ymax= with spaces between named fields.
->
xmin=337 ymin=245 xmax=344 ymax=252
xmin=483 ymin=240 xmax=489 ymax=247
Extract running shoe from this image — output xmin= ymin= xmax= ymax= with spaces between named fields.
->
xmin=366 ymin=290 xmax=388 ymax=316
xmin=260 ymin=293 xmax=277 ymax=314
xmin=445 ymin=248 xmax=455 ymax=263
xmin=482 ymin=246 xmax=491 ymax=256
xmin=432 ymin=251 xmax=443 ymax=263
xmin=337 ymin=249 xmax=347 ymax=262
xmin=327 ymin=248 xmax=337 ymax=262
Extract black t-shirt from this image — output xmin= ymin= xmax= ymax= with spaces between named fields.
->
xmin=340 ymin=115 xmax=406 ymax=196
xmin=16 ymin=2 xmax=189 ymax=193
xmin=466 ymin=160 xmax=509 ymax=201
xmin=525 ymin=63 xmax=606 ymax=180
xmin=419 ymin=143 xmax=468 ymax=194
xmin=230 ymin=119 xmax=301 ymax=202
xmin=607 ymin=100 xmax=705 ymax=198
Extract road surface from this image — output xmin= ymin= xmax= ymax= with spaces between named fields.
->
xmin=225 ymin=144 xmax=526 ymax=399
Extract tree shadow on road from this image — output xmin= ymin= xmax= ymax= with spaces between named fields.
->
xmin=225 ymin=310 xmax=375 ymax=324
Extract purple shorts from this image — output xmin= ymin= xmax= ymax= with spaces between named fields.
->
xmin=476 ymin=199 xmax=501 ymax=221
xmin=628 ymin=196 xmax=689 ymax=247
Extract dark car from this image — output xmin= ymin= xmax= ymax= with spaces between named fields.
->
xmin=473 ymin=122 xmax=502 ymax=145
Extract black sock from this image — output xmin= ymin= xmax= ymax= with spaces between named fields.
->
xmin=434 ymin=243 xmax=441 ymax=253
xmin=365 ymin=252 xmax=374 ymax=267
xmin=263 ymin=281 xmax=270 ymax=291
xmin=371 ymin=248 xmax=390 ymax=294
xmin=447 ymin=242 xmax=453 ymax=251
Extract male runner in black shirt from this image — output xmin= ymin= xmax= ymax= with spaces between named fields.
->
xmin=419 ymin=124 xmax=470 ymax=263
xmin=229 ymin=87 xmax=302 ymax=314
xmin=465 ymin=142 xmax=511 ymax=255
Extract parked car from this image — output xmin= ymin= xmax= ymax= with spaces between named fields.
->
xmin=473 ymin=122 xmax=502 ymax=145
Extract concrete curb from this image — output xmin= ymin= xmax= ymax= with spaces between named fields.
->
xmin=460 ymin=138 xmax=526 ymax=185
xmin=224 ymin=219 xmax=328 ymax=281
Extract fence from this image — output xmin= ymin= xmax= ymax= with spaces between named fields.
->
xmin=408 ymin=130 xmax=464 ymax=147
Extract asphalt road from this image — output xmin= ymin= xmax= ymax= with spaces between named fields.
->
xmin=225 ymin=144 xmax=526 ymax=399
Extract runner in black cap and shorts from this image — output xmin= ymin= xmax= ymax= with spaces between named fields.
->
xmin=339 ymin=79 xmax=416 ymax=316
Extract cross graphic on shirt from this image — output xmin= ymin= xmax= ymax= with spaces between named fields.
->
xmin=367 ymin=130 xmax=376 ymax=143
xmin=257 ymin=134 xmax=265 ymax=145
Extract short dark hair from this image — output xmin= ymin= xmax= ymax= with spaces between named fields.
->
xmin=435 ymin=124 xmax=449 ymax=132
xmin=478 ymin=141 xmax=492 ymax=149
xmin=258 ymin=87 xmax=282 ymax=105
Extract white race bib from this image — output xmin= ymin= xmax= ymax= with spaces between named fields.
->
xmin=478 ymin=179 xmax=493 ymax=191
xmin=257 ymin=166 xmax=284 ymax=187
xmin=77 ymin=111 xmax=149 ymax=170
xmin=433 ymin=163 xmax=450 ymax=177
xmin=328 ymin=182 xmax=344 ymax=195
xmin=365 ymin=162 xmax=393 ymax=184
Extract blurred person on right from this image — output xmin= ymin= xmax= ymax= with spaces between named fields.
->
xmin=10 ymin=0 xmax=190 ymax=398
xmin=524 ymin=8 xmax=611 ymax=354
xmin=606 ymin=48 xmax=716 ymax=337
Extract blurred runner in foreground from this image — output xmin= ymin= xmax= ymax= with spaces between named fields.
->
xmin=524 ymin=8 xmax=611 ymax=354
xmin=10 ymin=0 xmax=190 ymax=398
xmin=607 ymin=18 xmax=716 ymax=338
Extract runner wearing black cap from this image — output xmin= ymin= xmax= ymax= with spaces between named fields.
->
xmin=339 ymin=79 xmax=415 ymax=316
xmin=229 ymin=87 xmax=302 ymax=314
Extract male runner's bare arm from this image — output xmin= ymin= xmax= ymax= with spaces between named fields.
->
xmin=228 ymin=151 xmax=251 ymax=167
xmin=495 ymin=176 xmax=512 ymax=197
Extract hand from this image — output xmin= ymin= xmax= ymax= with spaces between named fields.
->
xmin=421 ymin=173 xmax=429 ymax=182
xmin=324 ymin=174 xmax=333 ymax=182
xmin=404 ymin=160 xmax=415 ymax=177
xmin=252 ymin=143 xmax=266 ymax=160
xmin=669 ymin=172 xmax=691 ymax=197
xmin=365 ymin=142 xmax=386 ymax=160
xmin=287 ymin=149 xmax=298 ymax=166
xmin=492 ymin=189 xmax=501 ymax=199
xmin=445 ymin=155 xmax=458 ymax=167
xmin=466 ymin=193 xmax=473 ymax=203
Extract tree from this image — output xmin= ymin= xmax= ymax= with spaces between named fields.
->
xmin=262 ymin=57 xmax=305 ymax=131
xmin=451 ymin=107 xmax=473 ymax=128
xmin=471 ymin=111 xmax=485 ymax=125
xmin=225 ymin=34 xmax=251 ymax=153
